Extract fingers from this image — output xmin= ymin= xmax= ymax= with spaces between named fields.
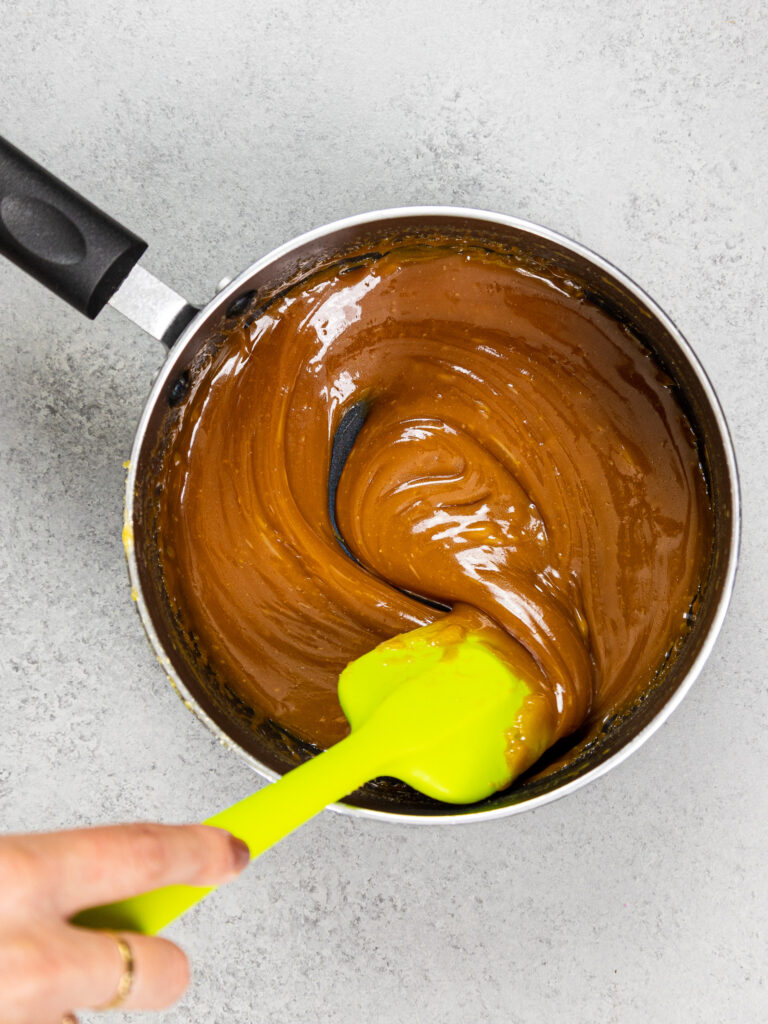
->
xmin=2 ymin=824 xmax=250 ymax=918
xmin=0 ymin=826 xmax=238 ymax=1024
xmin=2 ymin=923 xmax=190 ymax=1019
xmin=67 ymin=927 xmax=190 ymax=1011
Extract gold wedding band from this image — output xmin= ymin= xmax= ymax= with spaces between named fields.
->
xmin=94 ymin=931 xmax=134 ymax=1011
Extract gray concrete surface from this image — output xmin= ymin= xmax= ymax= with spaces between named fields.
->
xmin=1 ymin=1 xmax=766 ymax=1021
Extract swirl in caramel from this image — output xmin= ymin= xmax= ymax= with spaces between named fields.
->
xmin=156 ymin=243 xmax=711 ymax=765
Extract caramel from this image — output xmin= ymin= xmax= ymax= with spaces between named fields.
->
xmin=155 ymin=243 xmax=711 ymax=764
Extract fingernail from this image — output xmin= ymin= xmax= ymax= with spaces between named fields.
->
xmin=230 ymin=836 xmax=251 ymax=873
xmin=62 ymin=1015 xmax=78 ymax=1024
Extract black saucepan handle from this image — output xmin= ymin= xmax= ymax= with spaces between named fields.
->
xmin=0 ymin=136 xmax=147 ymax=318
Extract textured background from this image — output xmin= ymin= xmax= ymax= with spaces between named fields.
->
xmin=1 ymin=1 xmax=766 ymax=1021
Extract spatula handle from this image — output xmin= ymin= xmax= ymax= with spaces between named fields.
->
xmin=72 ymin=729 xmax=384 ymax=935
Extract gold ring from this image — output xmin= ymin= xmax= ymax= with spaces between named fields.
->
xmin=94 ymin=931 xmax=134 ymax=1011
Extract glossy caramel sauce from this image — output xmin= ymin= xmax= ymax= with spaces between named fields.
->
xmin=155 ymin=242 xmax=712 ymax=765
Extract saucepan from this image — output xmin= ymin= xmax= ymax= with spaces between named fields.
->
xmin=0 ymin=136 xmax=740 ymax=822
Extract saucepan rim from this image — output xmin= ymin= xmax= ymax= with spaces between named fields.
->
xmin=123 ymin=205 xmax=741 ymax=824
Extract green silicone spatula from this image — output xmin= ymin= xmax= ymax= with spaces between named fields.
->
xmin=75 ymin=613 xmax=549 ymax=935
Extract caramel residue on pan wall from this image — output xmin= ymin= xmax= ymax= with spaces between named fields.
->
xmin=153 ymin=243 xmax=712 ymax=758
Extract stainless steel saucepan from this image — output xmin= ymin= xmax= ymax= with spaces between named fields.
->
xmin=0 ymin=136 xmax=740 ymax=822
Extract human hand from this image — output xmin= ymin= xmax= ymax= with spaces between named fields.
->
xmin=0 ymin=823 xmax=251 ymax=1024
